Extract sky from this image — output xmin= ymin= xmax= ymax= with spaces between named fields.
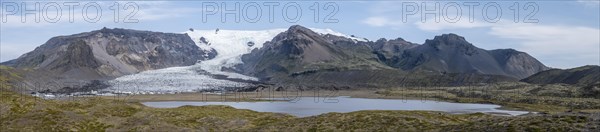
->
xmin=0 ymin=0 xmax=599 ymax=69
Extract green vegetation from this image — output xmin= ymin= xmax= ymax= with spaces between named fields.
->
xmin=252 ymin=111 xmax=598 ymax=132
xmin=1 ymin=67 xmax=599 ymax=131
xmin=0 ymin=66 xmax=23 ymax=91
xmin=1 ymin=90 xmax=598 ymax=131
xmin=1 ymin=85 xmax=599 ymax=131
xmin=0 ymin=90 xmax=293 ymax=131
xmin=376 ymin=82 xmax=600 ymax=113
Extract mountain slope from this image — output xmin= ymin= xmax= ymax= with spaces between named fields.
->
xmin=377 ymin=34 xmax=549 ymax=79
xmin=239 ymin=25 xmax=390 ymax=77
xmin=489 ymin=49 xmax=549 ymax=79
xmin=107 ymin=28 xmax=289 ymax=92
xmin=2 ymin=25 xmax=552 ymax=91
xmin=107 ymin=27 xmax=388 ymax=92
xmin=238 ymin=25 xmax=518 ymax=87
xmin=2 ymin=28 xmax=213 ymax=84
xmin=521 ymin=65 xmax=600 ymax=86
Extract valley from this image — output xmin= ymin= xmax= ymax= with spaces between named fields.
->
xmin=1 ymin=25 xmax=598 ymax=131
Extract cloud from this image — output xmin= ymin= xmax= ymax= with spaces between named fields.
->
xmin=489 ymin=23 xmax=600 ymax=68
xmin=362 ymin=16 xmax=403 ymax=27
xmin=414 ymin=19 xmax=492 ymax=31
xmin=413 ymin=16 xmax=600 ymax=68
xmin=577 ymin=0 xmax=600 ymax=6
xmin=406 ymin=13 xmax=599 ymax=68
xmin=135 ymin=7 xmax=200 ymax=21
xmin=361 ymin=1 xmax=410 ymax=28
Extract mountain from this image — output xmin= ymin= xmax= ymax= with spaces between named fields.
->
xmin=521 ymin=65 xmax=600 ymax=86
xmin=238 ymin=25 xmax=520 ymax=87
xmin=239 ymin=25 xmax=388 ymax=76
xmin=2 ymin=25 xmax=551 ymax=91
xmin=370 ymin=33 xmax=549 ymax=79
xmin=370 ymin=38 xmax=419 ymax=66
xmin=1 ymin=28 xmax=214 ymax=89
xmin=106 ymin=28 xmax=290 ymax=93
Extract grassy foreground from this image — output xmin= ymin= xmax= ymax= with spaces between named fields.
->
xmin=374 ymin=82 xmax=600 ymax=114
xmin=1 ymin=65 xmax=600 ymax=131
xmin=1 ymin=90 xmax=599 ymax=131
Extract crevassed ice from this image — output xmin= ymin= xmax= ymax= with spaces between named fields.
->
xmin=108 ymin=27 xmax=356 ymax=92
xmin=185 ymin=28 xmax=287 ymax=80
xmin=108 ymin=65 xmax=248 ymax=93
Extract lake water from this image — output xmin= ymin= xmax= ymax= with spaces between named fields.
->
xmin=142 ymin=96 xmax=530 ymax=117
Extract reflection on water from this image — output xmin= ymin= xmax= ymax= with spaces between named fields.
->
xmin=142 ymin=96 xmax=530 ymax=117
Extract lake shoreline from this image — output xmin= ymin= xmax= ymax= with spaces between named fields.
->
xmin=95 ymin=89 xmax=543 ymax=115
xmin=95 ymin=87 xmax=600 ymax=114
xmin=141 ymin=96 xmax=532 ymax=117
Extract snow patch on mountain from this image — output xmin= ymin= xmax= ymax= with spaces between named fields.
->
xmin=309 ymin=28 xmax=368 ymax=42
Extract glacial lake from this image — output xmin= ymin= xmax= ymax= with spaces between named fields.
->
xmin=142 ymin=96 xmax=531 ymax=117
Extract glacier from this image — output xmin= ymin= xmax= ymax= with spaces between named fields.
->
xmin=106 ymin=27 xmax=361 ymax=93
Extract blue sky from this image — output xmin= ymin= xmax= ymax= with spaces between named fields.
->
xmin=1 ymin=0 xmax=599 ymax=69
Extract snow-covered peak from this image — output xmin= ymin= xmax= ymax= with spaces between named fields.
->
xmin=186 ymin=27 xmax=365 ymax=52
xmin=309 ymin=28 xmax=369 ymax=42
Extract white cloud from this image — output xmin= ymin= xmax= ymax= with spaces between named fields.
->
xmin=577 ymin=0 xmax=600 ymax=6
xmin=414 ymin=16 xmax=600 ymax=68
xmin=135 ymin=7 xmax=200 ymax=21
xmin=407 ymin=14 xmax=599 ymax=68
xmin=362 ymin=16 xmax=402 ymax=27
xmin=489 ymin=23 xmax=600 ymax=68
xmin=414 ymin=19 xmax=492 ymax=31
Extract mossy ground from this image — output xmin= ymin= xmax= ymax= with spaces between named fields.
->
xmin=1 ymin=89 xmax=598 ymax=131
xmin=376 ymin=82 xmax=600 ymax=114
xmin=1 ymin=67 xmax=599 ymax=131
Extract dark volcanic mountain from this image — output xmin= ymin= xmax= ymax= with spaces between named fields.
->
xmin=382 ymin=34 xmax=549 ymax=79
xmin=521 ymin=65 xmax=600 ymax=86
xmin=239 ymin=25 xmax=389 ymax=77
xmin=239 ymin=25 xmax=527 ymax=87
xmin=2 ymin=28 xmax=214 ymax=82
xmin=238 ymin=25 xmax=401 ymax=87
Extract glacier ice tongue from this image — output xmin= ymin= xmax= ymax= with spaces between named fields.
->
xmin=185 ymin=28 xmax=287 ymax=81
xmin=107 ymin=27 xmax=356 ymax=93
